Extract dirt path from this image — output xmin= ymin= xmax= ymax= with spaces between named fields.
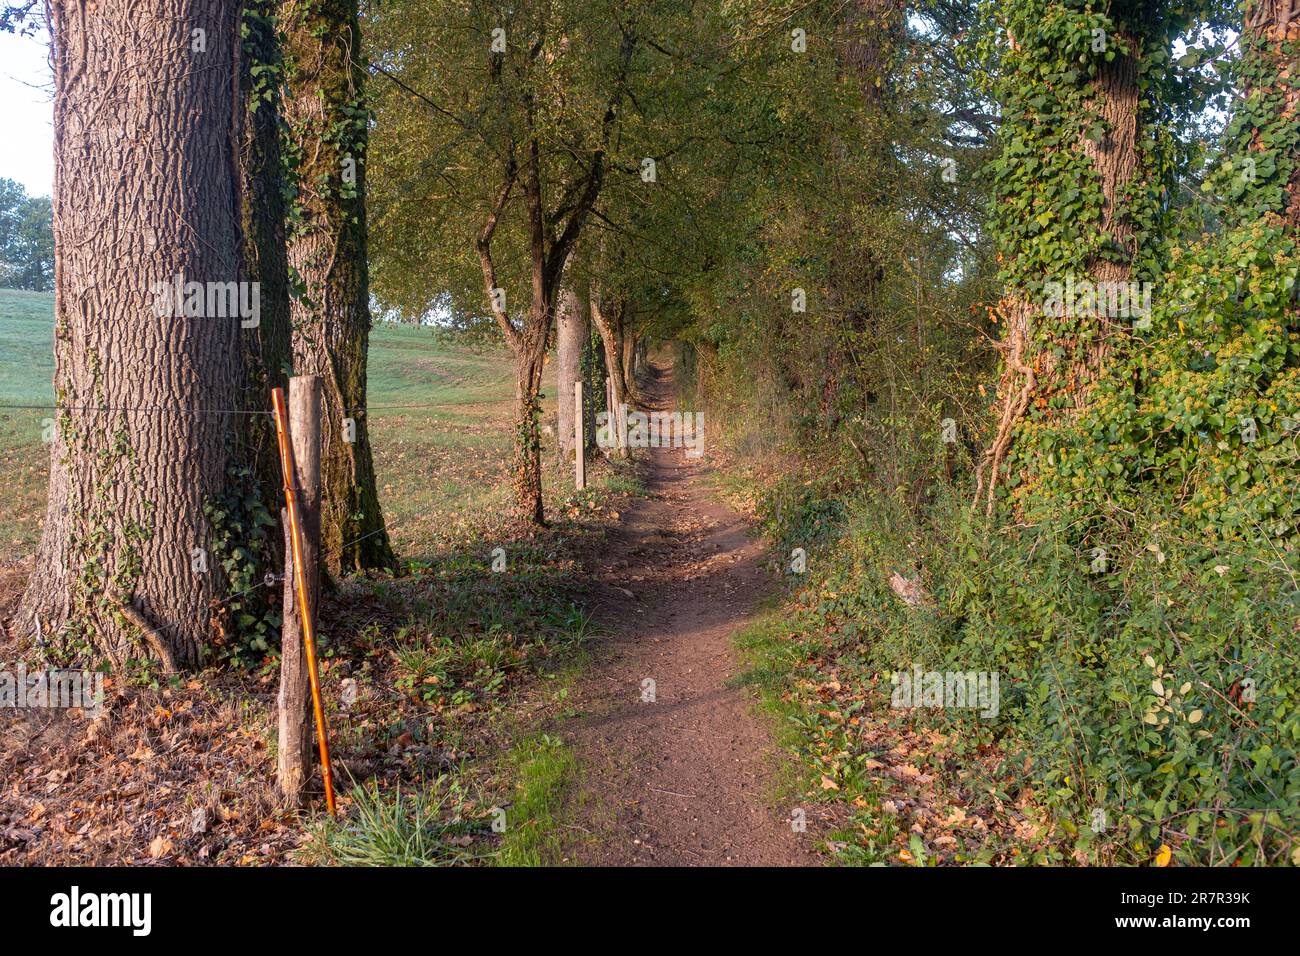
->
xmin=558 ymin=363 xmax=817 ymax=866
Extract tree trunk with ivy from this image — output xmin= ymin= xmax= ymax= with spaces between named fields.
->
xmin=281 ymin=0 xmax=395 ymax=574
xmin=1240 ymin=0 xmax=1300 ymax=231
xmin=231 ymin=1 xmax=297 ymax=590
xmin=581 ymin=323 xmax=603 ymax=456
xmin=976 ymin=7 xmax=1157 ymax=514
xmin=197 ymin=0 xmax=298 ymax=656
xmin=513 ymin=336 xmax=549 ymax=527
xmin=1066 ymin=35 xmax=1139 ymax=404
xmin=17 ymin=0 xmax=245 ymax=669
xmin=1042 ymin=0 xmax=1300 ymax=539
xmin=237 ymin=1 xmax=293 ymax=489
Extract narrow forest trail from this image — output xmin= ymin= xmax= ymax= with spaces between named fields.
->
xmin=557 ymin=361 xmax=818 ymax=866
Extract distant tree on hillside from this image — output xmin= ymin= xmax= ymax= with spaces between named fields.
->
xmin=0 ymin=177 xmax=54 ymax=291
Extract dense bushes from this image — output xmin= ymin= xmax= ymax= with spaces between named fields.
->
xmin=745 ymin=470 xmax=1299 ymax=864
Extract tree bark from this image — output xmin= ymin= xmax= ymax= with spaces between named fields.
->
xmin=237 ymin=0 xmax=293 ymax=498
xmin=590 ymin=292 xmax=629 ymax=412
xmin=227 ymin=0 xmax=295 ymax=638
xmin=1065 ymin=39 xmax=1139 ymax=405
xmin=17 ymin=0 xmax=245 ymax=668
xmin=282 ymin=0 xmax=395 ymax=574
xmin=513 ymin=341 xmax=548 ymax=526
xmin=556 ymin=286 xmax=587 ymax=461
xmin=622 ymin=331 xmax=638 ymax=399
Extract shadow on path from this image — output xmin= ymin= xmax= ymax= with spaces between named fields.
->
xmin=557 ymin=361 xmax=818 ymax=866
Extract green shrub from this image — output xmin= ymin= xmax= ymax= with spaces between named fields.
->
xmin=762 ymin=478 xmax=1299 ymax=865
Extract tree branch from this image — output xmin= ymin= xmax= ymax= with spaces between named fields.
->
xmin=476 ymin=153 xmax=522 ymax=351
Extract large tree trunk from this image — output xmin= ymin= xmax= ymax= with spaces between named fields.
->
xmin=1062 ymin=41 xmax=1139 ymax=405
xmin=237 ymin=0 xmax=293 ymax=487
xmin=282 ymin=0 xmax=395 ymax=575
xmin=977 ymin=24 xmax=1144 ymax=513
xmin=17 ymin=0 xmax=245 ymax=668
xmin=556 ymin=286 xmax=587 ymax=461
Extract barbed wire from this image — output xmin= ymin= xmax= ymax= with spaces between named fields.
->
xmin=0 ymin=403 xmax=272 ymax=415
xmin=209 ymin=573 xmax=286 ymax=609
xmin=341 ymin=398 xmax=514 ymax=413
xmin=0 ymin=398 xmax=514 ymax=415
xmin=1 ymin=393 xmax=504 ymax=602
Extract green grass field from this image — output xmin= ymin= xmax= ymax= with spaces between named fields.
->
xmin=0 ymin=288 xmax=558 ymax=565
xmin=0 ymin=289 xmax=57 ymax=558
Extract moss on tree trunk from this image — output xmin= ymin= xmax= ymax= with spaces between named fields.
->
xmin=282 ymin=0 xmax=395 ymax=574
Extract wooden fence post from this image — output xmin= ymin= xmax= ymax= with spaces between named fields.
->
xmin=574 ymin=380 xmax=586 ymax=490
xmin=275 ymin=376 xmax=334 ymax=812
xmin=605 ymin=376 xmax=615 ymax=452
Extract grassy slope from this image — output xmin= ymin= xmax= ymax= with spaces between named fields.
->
xmin=0 ymin=288 xmax=562 ymax=565
xmin=0 ymin=290 xmax=57 ymax=558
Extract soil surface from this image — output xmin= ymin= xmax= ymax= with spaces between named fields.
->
xmin=559 ymin=363 xmax=818 ymax=866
